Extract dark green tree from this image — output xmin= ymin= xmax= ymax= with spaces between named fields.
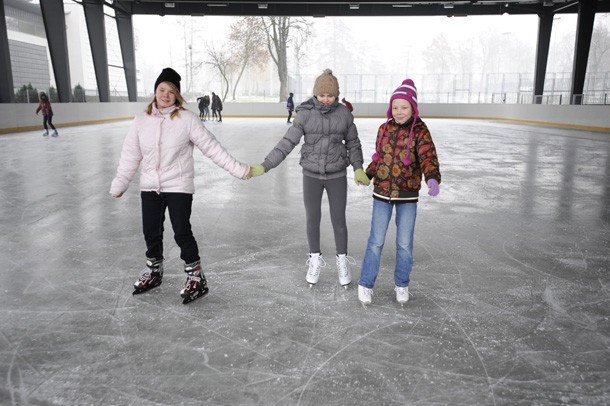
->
xmin=48 ymin=86 xmax=59 ymax=102
xmin=14 ymin=83 xmax=39 ymax=103
xmin=73 ymin=83 xmax=86 ymax=102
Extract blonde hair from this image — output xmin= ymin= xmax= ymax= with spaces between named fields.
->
xmin=145 ymin=81 xmax=186 ymax=119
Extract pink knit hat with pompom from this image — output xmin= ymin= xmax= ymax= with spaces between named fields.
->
xmin=372 ymin=79 xmax=419 ymax=165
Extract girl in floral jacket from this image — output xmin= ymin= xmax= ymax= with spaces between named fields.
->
xmin=358 ymin=79 xmax=441 ymax=306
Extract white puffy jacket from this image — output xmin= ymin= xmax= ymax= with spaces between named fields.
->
xmin=110 ymin=105 xmax=248 ymax=196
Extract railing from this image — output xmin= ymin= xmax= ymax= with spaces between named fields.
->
xmin=12 ymin=71 xmax=610 ymax=105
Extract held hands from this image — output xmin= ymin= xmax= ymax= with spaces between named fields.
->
xmin=246 ymin=164 xmax=265 ymax=179
xmin=427 ymin=179 xmax=440 ymax=197
xmin=354 ymin=168 xmax=370 ymax=186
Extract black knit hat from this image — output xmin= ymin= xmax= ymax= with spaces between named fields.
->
xmin=154 ymin=67 xmax=181 ymax=92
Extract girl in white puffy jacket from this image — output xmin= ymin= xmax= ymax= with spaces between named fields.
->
xmin=110 ymin=68 xmax=254 ymax=304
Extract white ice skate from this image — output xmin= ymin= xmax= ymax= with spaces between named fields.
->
xmin=395 ymin=286 xmax=409 ymax=307
xmin=336 ymin=254 xmax=355 ymax=289
xmin=305 ymin=253 xmax=326 ymax=288
xmin=358 ymin=285 xmax=373 ymax=307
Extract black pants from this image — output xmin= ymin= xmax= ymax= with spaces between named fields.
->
xmin=141 ymin=191 xmax=199 ymax=264
xmin=43 ymin=114 xmax=56 ymax=130
xmin=287 ymin=110 xmax=293 ymax=122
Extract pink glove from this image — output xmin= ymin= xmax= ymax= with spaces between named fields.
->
xmin=427 ymin=179 xmax=439 ymax=197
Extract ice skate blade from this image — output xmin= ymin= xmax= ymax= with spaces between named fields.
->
xmin=308 ymin=283 xmax=316 ymax=288
xmin=182 ymin=287 xmax=209 ymax=304
xmin=360 ymin=301 xmax=371 ymax=309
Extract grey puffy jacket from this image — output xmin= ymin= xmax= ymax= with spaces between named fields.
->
xmin=262 ymin=97 xmax=364 ymax=179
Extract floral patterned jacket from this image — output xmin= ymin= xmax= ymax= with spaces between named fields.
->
xmin=365 ymin=117 xmax=441 ymax=203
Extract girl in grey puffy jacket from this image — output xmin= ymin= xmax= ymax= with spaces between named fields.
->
xmin=254 ymin=69 xmax=370 ymax=289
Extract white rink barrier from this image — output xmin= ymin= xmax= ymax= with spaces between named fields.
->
xmin=1 ymin=101 xmax=609 ymax=134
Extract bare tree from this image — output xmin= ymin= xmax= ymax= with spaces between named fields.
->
xmin=588 ymin=16 xmax=610 ymax=73
xmin=228 ymin=17 xmax=268 ymax=101
xmin=423 ymin=33 xmax=454 ymax=75
xmin=205 ymin=47 xmax=233 ymax=101
xmin=260 ymin=16 xmax=311 ymax=101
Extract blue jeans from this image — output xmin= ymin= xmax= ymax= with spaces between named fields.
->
xmin=358 ymin=199 xmax=417 ymax=289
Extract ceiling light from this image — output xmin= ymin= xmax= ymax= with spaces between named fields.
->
xmin=444 ymin=3 xmax=454 ymax=8
xmin=164 ymin=2 xmax=175 ymax=7
xmin=349 ymin=4 xmax=359 ymax=9
xmin=208 ymin=3 xmax=228 ymax=7
xmin=392 ymin=4 xmax=412 ymax=8
xmin=258 ymin=3 xmax=268 ymax=9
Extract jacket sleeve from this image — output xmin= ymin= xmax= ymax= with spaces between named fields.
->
xmin=261 ymin=114 xmax=305 ymax=172
xmin=109 ymin=118 xmax=143 ymax=195
xmin=416 ymin=123 xmax=441 ymax=184
xmin=190 ymin=116 xmax=249 ymax=179
xmin=35 ymin=102 xmax=42 ymax=114
xmin=365 ymin=125 xmax=384 ymax=178
xmin=344 ymin=113 xmax=364 ymax=170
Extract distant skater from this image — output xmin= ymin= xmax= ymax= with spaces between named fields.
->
xmin=202 ymin=94 xmax=210 ymax=121
xmin=35 ymin=92 xmax=58 ymax=137
xmin=211 ymin=92 xmax=218 ymax=121
xmin=357 ymin=78 xmax=441 ymax=307
xmin=197 ymin=95 xmax=205 ymax=120
xmin=213 ymin=93 xmax=223 ymax=122
xmin=341 ymin=97 xmax=353 ymax=113
xmin=286 ymin=92 xmax=294 ymax=123
xmin=109 ymin=68 xmax=256 ymax=304
xmin=250 ymin=69 xmax=369 ymax=289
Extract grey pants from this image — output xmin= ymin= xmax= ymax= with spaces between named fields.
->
xmin=303 ymin=175 xmax=348 ymax=255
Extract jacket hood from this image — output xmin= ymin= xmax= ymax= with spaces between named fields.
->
xmin=296 ymin=96 xmax=339 ymax=114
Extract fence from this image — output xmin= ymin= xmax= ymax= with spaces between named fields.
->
xmin=292 ymin=71 xmax=610 ymax=105
xmin=12 ymin=71 xmax=610 ymax=105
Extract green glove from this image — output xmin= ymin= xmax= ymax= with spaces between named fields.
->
xmin=250 ymin=164 xmax=266 ymax=177
xmin=354 ymin=168 xmax=370 ymax=186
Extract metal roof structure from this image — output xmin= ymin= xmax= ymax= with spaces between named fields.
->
xmin=1 ymin=0 xmax=609 ymax=104
xmin=110 ymin=0 xmax=610 ymax=17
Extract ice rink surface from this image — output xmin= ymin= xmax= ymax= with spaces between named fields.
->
xmin=0 ymin=117 xmax=609 ymax=405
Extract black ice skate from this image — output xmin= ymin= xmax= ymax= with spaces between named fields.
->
xmin=180 ymin=260 xmax=209 ymax=304
xmin=133 ymin=258 xmax=164 ymax=295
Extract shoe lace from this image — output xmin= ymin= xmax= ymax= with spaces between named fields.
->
xmin=336 ymin=255 xmax=355 ymax=277
xmin=138 ymin=271 xmax=151 ymax=282
xmin=395 ymin=287 xmax=408 ymax=297
xmin=306 ymin=255 xmax=326 ymax=276
xmin=184 ymin=272 xmax=201 ymax=288
xmin=361 ymin=286 xmax=373 ymax=299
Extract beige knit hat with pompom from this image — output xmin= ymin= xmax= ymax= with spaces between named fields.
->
xmin=313 ymin=68 xmax=340 ymax=97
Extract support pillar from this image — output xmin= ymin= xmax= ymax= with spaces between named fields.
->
xmin=533 ymin=9 xmax=553 ymax=104
xmin=570 ymin=0 xmax=596 ymax=105
xmin=0 ymin=0 xmax=14 ymax=103
xmin=40 ymin=0 xmax=72 ymax=102
xmin=82 ymin=0 xmax=110 ymax=102
xmin=115 ymin=8 xmax=138 ymax=101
